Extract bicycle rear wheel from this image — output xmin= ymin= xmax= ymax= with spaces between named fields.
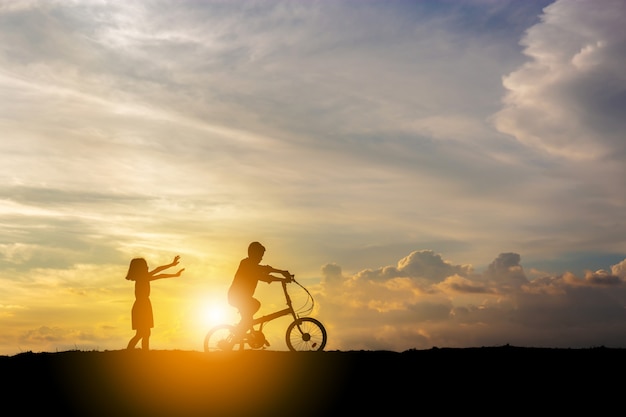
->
xmin=285 ymin=317 xmax=327 ymax=351
xmin=204 ymin=324 xmax=237 ymax=352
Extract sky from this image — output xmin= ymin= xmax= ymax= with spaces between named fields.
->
xmin=1 ymin=0 xmax=626 ymax=356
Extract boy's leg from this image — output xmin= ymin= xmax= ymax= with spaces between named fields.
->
xmin=236 ymin=315 xmax=252 ymax=337
xmin=236 ymin=298 xmax=260 ymax=336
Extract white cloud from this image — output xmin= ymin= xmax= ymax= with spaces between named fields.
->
xmin=493 ymin=0 xmax=626 ymax=160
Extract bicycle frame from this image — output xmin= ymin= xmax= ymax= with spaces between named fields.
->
xmin=250 ymin=280 xmax=298 ymax=332
xmin=204 ymin=275 xmax=327 ymax=351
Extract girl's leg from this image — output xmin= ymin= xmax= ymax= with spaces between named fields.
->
xmin=141 ymin=328 xmax=151 ymax=350
xmin=127 ymin=331 xmax=141 ymax=349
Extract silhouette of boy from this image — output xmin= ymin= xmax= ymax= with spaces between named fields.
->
xmin=228 ymin=242 xmax=292 ymax=335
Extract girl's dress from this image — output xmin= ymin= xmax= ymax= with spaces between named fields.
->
xmin=131 ymin=276 xmax=154 ymax=329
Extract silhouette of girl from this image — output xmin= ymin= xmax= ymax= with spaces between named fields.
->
xmin=126 ymin=255 xmax=184 ymax=350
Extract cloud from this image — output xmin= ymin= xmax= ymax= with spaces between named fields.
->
xmin=18 ymin=325 xmax=109 ymax=351
xmin=492 ymin=0 xmax=626 ymax=160
xmin=318 ymin=249 xmax=626 ymax=350
xmin=350 ymin=250 xmax=474 ymax=283
xmin=611 ymin=259 xmax=626 ymax=278
xmin=483 ymin=252 xmax=528 ymax=288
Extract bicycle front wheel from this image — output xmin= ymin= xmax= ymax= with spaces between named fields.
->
xmin=285 ymin=317 xmax=327 ymax=351
xmin=204 ymin=324 xmax=237 ymax=352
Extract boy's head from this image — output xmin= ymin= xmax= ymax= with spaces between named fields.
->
xmin=248 ymin=241 xmax=266 ymax=259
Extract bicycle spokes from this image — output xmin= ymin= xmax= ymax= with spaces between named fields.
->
xmin=205 ymin=324 xmax=238 ymax=352
xmin=286 ymin=317 xmax=327 ymax=352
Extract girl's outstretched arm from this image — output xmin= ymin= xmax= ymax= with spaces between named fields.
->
xmin=149 ymin=255 xmax=181 ymax=275
xmin=151 ymin=268 xmax=185 ymax=281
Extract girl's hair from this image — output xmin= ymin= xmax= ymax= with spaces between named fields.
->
xmin=125 ymin=258 xmax=148 ymax=281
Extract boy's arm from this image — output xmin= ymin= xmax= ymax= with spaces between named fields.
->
xmin=260 ymin=265 xmax=292 ymax=283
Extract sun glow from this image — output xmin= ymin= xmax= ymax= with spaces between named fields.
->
xmin=198 ymin=302 xmax=238 ymax=328
xmin=203 ymin=305 xmax=226 ymax=325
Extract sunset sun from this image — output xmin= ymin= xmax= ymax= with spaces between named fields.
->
xmin=199 ymin=303 xmax=235 ymax=328
xmin=204 ymin=306 xmax=225 ymax=325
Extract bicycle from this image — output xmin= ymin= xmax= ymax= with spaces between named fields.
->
xmin=204 ymin=275 xmax=327 ymax=352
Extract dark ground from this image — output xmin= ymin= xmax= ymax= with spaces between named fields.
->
xmin=1 ymin=346 xmax=624 ymax=416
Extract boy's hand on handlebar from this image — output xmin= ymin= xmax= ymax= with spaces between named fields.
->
xmin=282 ymin=271 xmax=293 ymax=282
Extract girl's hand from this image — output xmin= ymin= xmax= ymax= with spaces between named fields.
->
xmin=176 ymin=268 xmax=185 ymax=277
xmin=172 ymin=255 xmax=181 ymax=266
